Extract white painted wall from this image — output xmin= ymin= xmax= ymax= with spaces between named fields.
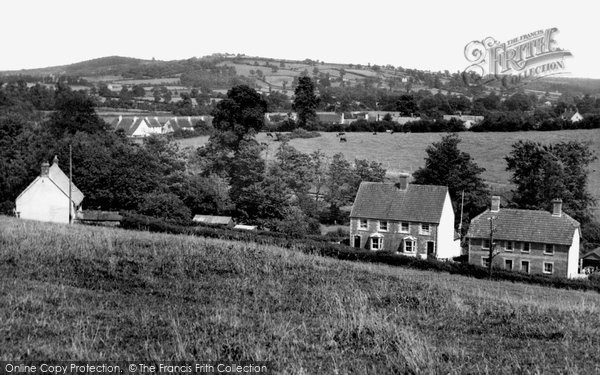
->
xmin=16 ymin=177 xmax=71 ymax=224
xmin=567 ymin=228 xmax=580 ymax=278
xmin=436 ymin=191 xmax=461 ymax=259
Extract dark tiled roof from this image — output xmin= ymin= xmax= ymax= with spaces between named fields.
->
xmin=582 ymin=248 xmax=600 ymax=260
xmin=79 ymin=210 xmax=122 ymax=221
xmin=466 ymin=208 xmax=579 ymax=245
xmin=350 ymin=182 xmax=448 ymax=223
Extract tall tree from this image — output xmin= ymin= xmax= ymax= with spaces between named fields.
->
xmin=505 ymin=140 xmax=596 ymax=225
xmin=293 ymin=76 xmax=319 ymax=128
xmin=412 ymin=133 xmax=489 ymax=232
xmin=211 ymin=85 xmax=267 ymax=149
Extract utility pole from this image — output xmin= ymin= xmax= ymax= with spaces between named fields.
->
xmin=68 ymin=144 xmax=72 ymax=225
xmin=458 ymin=190 xmax=465 ymax=239
xmin=487 ymin=216 xmax=497 ymax=279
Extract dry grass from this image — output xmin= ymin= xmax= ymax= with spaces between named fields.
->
xmin=1 ymin=216 xmax=600 ymax=372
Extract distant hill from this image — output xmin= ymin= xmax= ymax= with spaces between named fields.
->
xmin=2 ymin=54 xmax=600 ymax=97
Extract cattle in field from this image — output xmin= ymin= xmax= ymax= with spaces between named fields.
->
xmin=266 ymin=133 xmax=274 ymax=138
xmin=336 ymin=132 xmax=346 ymax=137
xmin=339 ymin=136 xmax=347 ymax=143
xmin=372 ymin=131 xmax=377 ymax=135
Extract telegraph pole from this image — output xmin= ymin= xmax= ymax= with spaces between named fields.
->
xmin=68 ymin=144 xmax=72 ymax=224
xmin=487 ymin=216 xmax=497 ymax=279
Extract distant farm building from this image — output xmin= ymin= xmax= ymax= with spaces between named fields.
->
xmin=15 ymin=156 xmax=84 ymax=224
xmin=442 ymin=115 xmax=484 ymax=129
xmin=77 ymin=210 xmax=122 ymax=226
xmin=193 ymin=215 xmax=234 ymax=227
xmin=108 ymin=115 xmax=213 ymax=137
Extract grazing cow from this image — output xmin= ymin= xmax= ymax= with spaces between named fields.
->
xmin=372 ymin=131 xmax=377 ymax=135
xmin=336 ymin=132 xmax=346 ymax=137
xmin=339 ymin=136 xmax=347 ymax=143
xmin=266 ymin=133 xmax=274 ymax=138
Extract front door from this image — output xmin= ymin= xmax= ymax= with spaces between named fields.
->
xmin=427 ymin=241 xmax=435 ymax=257
xmin=353 ymin=235 xmax=361 ymax=248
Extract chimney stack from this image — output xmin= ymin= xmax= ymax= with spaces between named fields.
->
xmin=41 ymin=161 xmax=50 ymax=177
xmin=397 ymin=173 xmax=410 ymax=190
xmin=491 ymin=196 xmax=500 ymax=212
xmin=552 ymin=198 xmax=562 ymax=217
xmin=52 ymin=155 xmax=58 ymax=165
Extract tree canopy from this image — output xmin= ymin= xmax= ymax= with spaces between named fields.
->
xmin=412 ymin=133 xmax=489 ymax=232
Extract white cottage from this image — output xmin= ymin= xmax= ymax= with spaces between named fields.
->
xmin=15 ymin=157 xmax=84 ymax=224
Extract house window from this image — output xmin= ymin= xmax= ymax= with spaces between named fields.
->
xmin=505 ymin=259 xmax=513 ymax=271
xmin=358 ymin=219 xmax=368 ymax=229
xmin=379 ymin=221 xmax=388 ymax=232
xmin=543 ymin=262 xmax=554 ymax=274
xmin=505 ymin=241 xmax=513 ymax=252
xmin=521 ymin=242 xmax=530 ymax=253
xmin=400 ymin=222 xmax=410 ymax=233
xmin=521 ymin=260 xmax=530 ymax=274
xmin=482 ymin=239 xmax=490 ymax=249
xmin=544 ymin=244 xmax=554 ymax=255
xmin=482 ymin=257 xmax=490 ymax=268
xmin=371 ymin=237 xmax=383 ymax=251
xmin=404 ymin=239 xmax=416 ymax=253
xmin=420 ymin=223 xmax=431 ymax=235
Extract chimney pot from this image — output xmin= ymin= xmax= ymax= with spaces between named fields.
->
xmin=491 ymin=196 xmax=501 ymax=212
xmin=552 ymin=198 xmax=562 ymax=217
xmin=397 ymin=173 xmax=410 ymax=190
xmin=41 ymin=161 xmax=50 ymax=177
xmin=53 ymin=155 xmax=58 ymax=165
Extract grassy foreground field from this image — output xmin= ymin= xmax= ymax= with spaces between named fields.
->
xmin=1 ymin=216 xmax=600 ymax=373
xmin=176 ymin=129 xmax=600 ymax=216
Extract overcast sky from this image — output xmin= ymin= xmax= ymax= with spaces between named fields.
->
xmin=2 ymin=0 xmax=597 ymax=78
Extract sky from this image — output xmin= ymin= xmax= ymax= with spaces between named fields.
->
xmin=2 ymin=0 xmax=598 ymax=78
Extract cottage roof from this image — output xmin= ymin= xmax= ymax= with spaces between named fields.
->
xmin=350 ymin=182 xmax=448 ymax=223
xmin=193 ymin=215 xmax=233 ymax=225
xmin=114 ymin=117 xmax=147 ymax=136
xmin=465 ymin=208 xmax=579 ymax=246
xmin=316 ymin=112 xmax=342 ymax=123
xmin=17 ymin=161 xmax=84 ymax=206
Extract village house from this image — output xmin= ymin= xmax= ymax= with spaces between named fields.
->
xmin=442 ymin=114 xmax=484 ymax=129
xmin=349 ymin=174 xmax=461 ymax=259
xmin=466 ymin=196 xmax=581 ymax=278
xmin=111 ymin=116 xmax=163 ymax=137
xmin=15 ymin=156 xmax=84 ymax=224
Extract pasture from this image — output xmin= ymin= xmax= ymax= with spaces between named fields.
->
xmin=1 ymin=215 xmax=599 ymax=372
xmin=176 ymin=129 xmax=600 ymax=216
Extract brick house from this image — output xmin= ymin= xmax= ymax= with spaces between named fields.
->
xmin=349 ymin=174 xmax=461 ymax=259
xmin=466 ymin=196 xmax=581 ymax=278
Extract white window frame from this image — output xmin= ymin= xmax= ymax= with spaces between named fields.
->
xmin=544 ymin=244 xmax=554 ymax=255
xmin=378 ymin=220 xmax=388 ymax=232
xmin=543 ymin=262 xmax=554 ymax=274
xmin=521 ymin=242 xmax=530 ymax=253
xmin=358 ymin=219 xmax=368 ymax=230
xmin=404 ymin=238 xmax=416 ymax=253
xmin=400 ymin=222 xmax=410 ymax=233
xmin=371 ymin=237 xmax=383 ymax=251
xmin=504 ymin=258 xmax=513 ymax=270
xmin=505 ymin=241 xmax=513 ymax=252
xmin=482 ymin=239 xmax=490 ymax=249
xmin=481 ymin=256 xmax=490 ymax=268
xmin=419 ymin=223 xmax=431 ymax=235
xmin=521 ymin=260 xmax=530 ymax=274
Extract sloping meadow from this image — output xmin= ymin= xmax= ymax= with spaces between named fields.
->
xmin=1 ymin=216 xmax=600 ymax=373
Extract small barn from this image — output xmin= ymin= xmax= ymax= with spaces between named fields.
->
xmin=15 ymin=156 xmax=84 ymax=224
xmin=193 ymin=215 xmax=234 ymax=227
